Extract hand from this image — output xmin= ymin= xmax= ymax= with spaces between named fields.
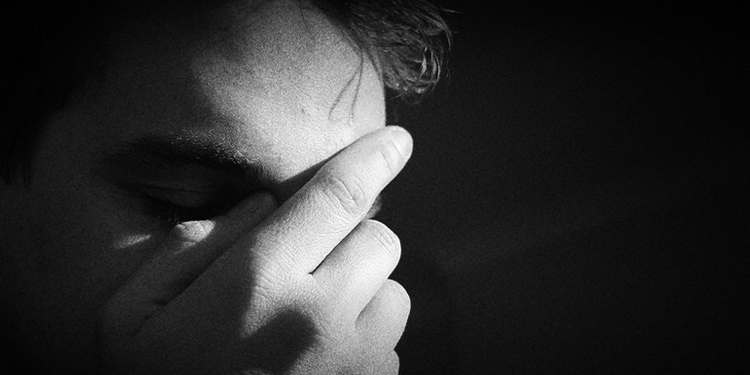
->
xmin=99 ymin=126 xmax=413 ymax=374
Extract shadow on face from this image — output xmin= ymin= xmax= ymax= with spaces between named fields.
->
xmin=1 ymin=1 xmax=386 ymax=372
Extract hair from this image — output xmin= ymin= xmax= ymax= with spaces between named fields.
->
xmin=1 ymin=0 xmax=451 ymax=184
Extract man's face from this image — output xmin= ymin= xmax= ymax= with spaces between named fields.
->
xmin=1 ymin=0 xmax=384 ymax=367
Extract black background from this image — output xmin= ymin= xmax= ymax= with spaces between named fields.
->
xmin=381 ymin=2 xmax=746 ymax=374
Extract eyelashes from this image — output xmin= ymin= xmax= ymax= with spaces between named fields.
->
xmin=125 ymin=182 xmax=256 ymax=225
xmin=137 ymin=188 xmax=237 ymax=224
xmin=150 ymin=200 xmax=224 ymax=225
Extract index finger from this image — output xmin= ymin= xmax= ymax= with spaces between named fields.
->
xmin=252 ymin=126 xmax=412 ymax=274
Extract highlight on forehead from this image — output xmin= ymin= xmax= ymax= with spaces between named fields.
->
xmin=181 ymin=0 xmax=381 ymax=129
xmin=142 ymin=0 xmax=450 ymax=101
xmin=110 ymin=0 xmax=447 ymax=119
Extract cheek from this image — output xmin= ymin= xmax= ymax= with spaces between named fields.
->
xmin=0 ymin=185 xmax=161 ymax=368
xmin=23 ymin=180 xmax=166 ymax=306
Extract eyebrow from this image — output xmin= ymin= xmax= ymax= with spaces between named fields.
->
xmin=99 ymin=135 xmax=386 ymax=218
xmin=99 ymin=135 xmax=270 ymax=187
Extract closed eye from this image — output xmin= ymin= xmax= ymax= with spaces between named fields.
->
xmin=136 ymin=185 xmax=244 ymax=224
xmin=96 ymin=134 xmax=272 ymax=224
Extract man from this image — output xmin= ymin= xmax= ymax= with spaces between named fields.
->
xmin=0 ymin=0 xmax=450 ymax=373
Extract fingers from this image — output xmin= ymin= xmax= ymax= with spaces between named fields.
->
xmin=100 ymin=127 xmax=413 ymax=373
xmin=102 ymin=192 xmax=276 ymax=336
xmin=250 ymin=126 xmax=412 ymax=274
xmin=151 ymin=192 xmax=276 ymax=295
xmin=312 ymin=220 xmax=408 ymax=352
xmin=313 ymin=220 xmax=401 ymax=316
xmin=357 ymin=279 xmax=411 ymax=350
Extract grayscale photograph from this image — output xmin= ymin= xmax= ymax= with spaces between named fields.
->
xmin=1 ymin=1 xmax=744 ymax=374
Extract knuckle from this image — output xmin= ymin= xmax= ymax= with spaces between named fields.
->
xmin=320 ymin=172 xmax=370 ymax=218
xmin=361 ymin=220 xmax=401 ymax=261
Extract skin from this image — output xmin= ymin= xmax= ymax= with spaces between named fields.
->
xmin=0 ymin=1 xmax=412 ymax=373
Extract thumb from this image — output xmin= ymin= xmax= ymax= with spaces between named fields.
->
xmin=101 ymin=191 xmax=277 ymax=338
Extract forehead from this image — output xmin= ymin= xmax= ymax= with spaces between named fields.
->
xmin=87 ymin=0 xmax=385 ymax=186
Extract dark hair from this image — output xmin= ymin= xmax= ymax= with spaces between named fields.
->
xmin=1 ymin=0 xmax=451 ymax=184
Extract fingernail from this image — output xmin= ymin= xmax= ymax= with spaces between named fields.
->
xmin=389 ymin=126 xmax=413 ymax=159
xmin=171 ymin=220 xmax=215 ymax=243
